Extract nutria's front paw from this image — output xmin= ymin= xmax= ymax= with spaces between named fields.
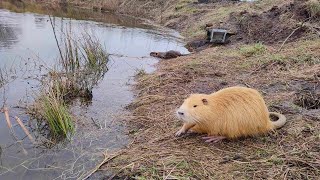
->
xmin=175 ymin=129 xmax=185 ymax=137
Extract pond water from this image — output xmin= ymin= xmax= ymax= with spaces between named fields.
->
xmin=0 ymin=4 xmax=189 ymax=180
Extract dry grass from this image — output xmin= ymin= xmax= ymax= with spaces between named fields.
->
xmin=100 ymin=38 xmax=320 ymax=179
xmin=95 ymin=2 xmax=320 ymax=175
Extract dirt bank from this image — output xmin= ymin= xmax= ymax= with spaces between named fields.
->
xmin=98 ymin=0 xmax=320 ymax=179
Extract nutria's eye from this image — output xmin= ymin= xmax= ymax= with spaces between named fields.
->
xmin=193 ymin=105 xmax=197 ymax=108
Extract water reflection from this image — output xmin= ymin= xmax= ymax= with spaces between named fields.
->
xmin=0 ymin=22 xmax=21 ymax=49
xmin=34 ymin=15 xmax=47 ymax=29
xmin=0 ymin=1 xmax=151 ymax=29
xmin=0 ymin=5 xmax=189 ymax=180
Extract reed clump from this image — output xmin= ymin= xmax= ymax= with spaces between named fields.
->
xmin=30 ymin=30 xmax=109 ymax=139
xmin=57 ymin=33 xmax=109 ymax=101
xmin=34 ymin=84 xmax=74 ymax=138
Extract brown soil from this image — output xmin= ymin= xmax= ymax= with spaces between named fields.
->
xmin=228 ymin=1 xmax=314 ymax=44
xmin=168 ymin=0 xmax=320 ymax=52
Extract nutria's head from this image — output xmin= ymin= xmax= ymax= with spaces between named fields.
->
xmin=176 ymin=94 xmax=210 ymax=123
xmin=150 ymin=52 xmax=159 ymax=57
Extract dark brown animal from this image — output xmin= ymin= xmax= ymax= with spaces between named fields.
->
xmin=150 ymin=50 xmax=187 ymax=59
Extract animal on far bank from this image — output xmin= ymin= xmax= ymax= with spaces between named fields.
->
xmin=150 ymin=50 xmax=187 ymax=59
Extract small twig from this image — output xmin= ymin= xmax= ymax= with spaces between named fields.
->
xmin=241 ymin=80 xmax=251 ymax=88
xmin=4 ymin=107 xmax=12 ymax=129
xmin=278 ymin=26 xmax=302 ymax=52
xmin=3 ymin=108 xmax=28 ymax=155
xmin=164 ymin=160 xmax=183 ymax=180
xmin=91 ymin=117 xmax=101 ymax=129
xmin=108 ymin=162 xmax=135 ymax=180
xmin=14 ymin=116 xmax=36 ymax=144
xmin=78 ymin=151 xmax=124 ymax=180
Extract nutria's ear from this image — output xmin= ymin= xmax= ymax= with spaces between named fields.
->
xmin=202 ymin=98 xmax=208 ymax=105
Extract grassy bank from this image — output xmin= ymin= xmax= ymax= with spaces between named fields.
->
xmin=97 ymin=0 xmax=319 ymax=179
xmin=101 ymin=39 xmax=319 ymax=179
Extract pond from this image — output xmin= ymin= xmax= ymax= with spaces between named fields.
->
xmin=0 ymin=3 xmax=189 ymax=179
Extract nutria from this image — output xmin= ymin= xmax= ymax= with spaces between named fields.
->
xmin=150 ymin=50 xmax=187 ymax=59
xmin=175 ymin=86 xmax=286 ymax=142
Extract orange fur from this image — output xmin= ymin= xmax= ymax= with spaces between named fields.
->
xmin=176 ymin=86 xmax=286 ymax=139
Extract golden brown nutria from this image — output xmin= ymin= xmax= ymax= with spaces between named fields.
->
xmin=150 ymin=50 xmax=186 ymax=59
xmin=175 ymin=86 xmax=286 ymax=142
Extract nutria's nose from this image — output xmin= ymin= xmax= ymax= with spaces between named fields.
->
xmin=178 ymin=112 xmax=184 ymax=116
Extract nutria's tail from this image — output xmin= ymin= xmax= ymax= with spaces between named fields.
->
xmin=269 ymin=112 xmax=286 ymax=129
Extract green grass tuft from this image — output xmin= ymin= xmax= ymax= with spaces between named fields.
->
xmin=240 ymin=43 xmax=267 ymax=57
xmin=36 ymin=83 xmax=74 ymax=139
xmin=55 ymin=32 xmax=109 ymax=101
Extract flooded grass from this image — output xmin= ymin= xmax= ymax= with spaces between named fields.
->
xmin=29 ymin=23 xmax=109 ymax=139
xmin=57 ymin=33 xmax=109 ymax=101
xmin=35 ymin=86 xmax=74 ymax=138
xmin=61 ymin=33 xmax=109 ymax=73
